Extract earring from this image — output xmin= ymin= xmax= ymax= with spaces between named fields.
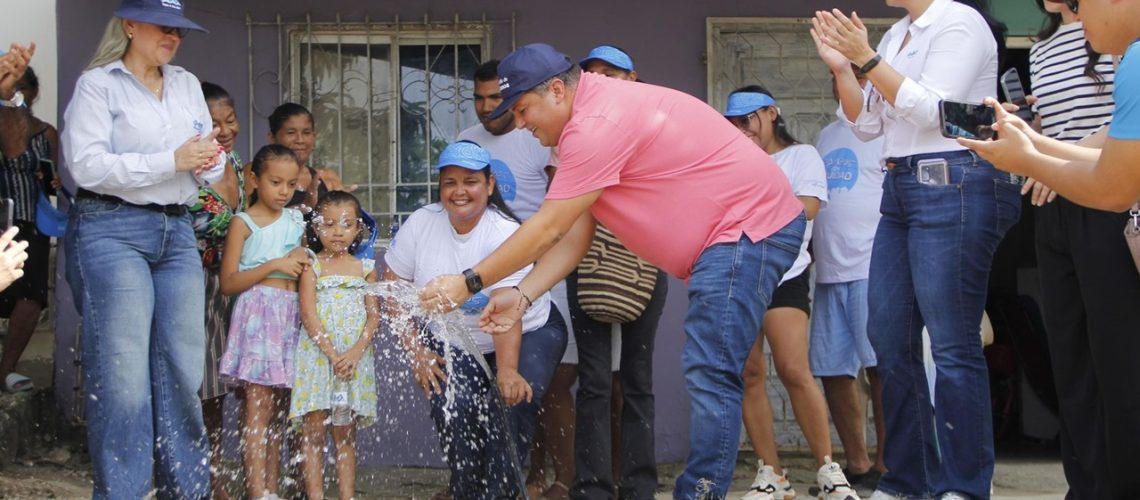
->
xmin=128 ymin=32 xmax=133 ymax=40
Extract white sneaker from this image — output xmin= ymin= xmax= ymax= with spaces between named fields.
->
xmin=817 ymin=456 xmax=861 ymax=500
xmin=742 ymin=460 xmax=796 ymax=500
xmin=869 ymin=491 xmax=903 ymax=500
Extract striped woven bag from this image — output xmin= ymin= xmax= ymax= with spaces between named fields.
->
xmin=576 ymin=225 xmax=658 ymax=323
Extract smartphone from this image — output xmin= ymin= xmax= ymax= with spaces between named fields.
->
xmin=0 ymin=198 xmax=13 ymax=231
xmin=939 ymin=100 xmax=996 ymax=140
xmin=916 ymin=158 xmax=950 ymax=186
xmin=1000 ymin=68 xmax=1036 ymax=122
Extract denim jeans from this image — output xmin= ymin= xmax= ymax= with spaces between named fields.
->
xmin=429 ymin=308 xmax=567 ymax=499
xmin=869 ymin=151 xmax=1020 ymax=499
xmin=568 ymin=269 xmax=669 ymax=499
xmin=673 ymin=214 xmax=805 ymax=500
xmin=64 ymin=199 xmax=209 ymax=499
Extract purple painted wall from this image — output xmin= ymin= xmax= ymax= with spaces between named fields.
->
xmin=52 ymin=0 xmax=895 ymax=467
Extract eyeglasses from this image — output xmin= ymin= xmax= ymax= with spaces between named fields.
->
xmin=159 ymin=26 xmax=189 ymax=38
xmin=727 ymin=111 xmax=758 ymax=130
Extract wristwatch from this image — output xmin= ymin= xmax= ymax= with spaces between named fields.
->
xmin=0 ymin=91 xmax=25 ymax=109
xmin=462 ymin=268 xmax=484 ymax=294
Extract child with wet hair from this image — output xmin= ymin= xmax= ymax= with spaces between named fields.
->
xmin=289 ymin=190 xmax=380 ymax=500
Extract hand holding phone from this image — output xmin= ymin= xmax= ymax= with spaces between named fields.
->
xmin=1000 ymin=68 xmax=1036 ymax=122
xmin=939 ymin=100 xmax=996 ymax=140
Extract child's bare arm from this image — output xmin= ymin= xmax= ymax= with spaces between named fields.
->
xmin=299 ymin=265 xmax=337 ymax=360
xmin=219 ymin=220 xmax=306 ymax=295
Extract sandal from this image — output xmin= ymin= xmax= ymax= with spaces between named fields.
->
xmin=3 ymin=372 xmax=33 ymax=393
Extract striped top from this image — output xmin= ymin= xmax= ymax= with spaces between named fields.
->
xmin=1029 ymin=22 xmax=1115 ymax=142
xmin=0 ymin=130 xmax=50 ymax=223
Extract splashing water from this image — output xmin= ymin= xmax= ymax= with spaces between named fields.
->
xmin=363 ymin=279 xmax=530 ymax=497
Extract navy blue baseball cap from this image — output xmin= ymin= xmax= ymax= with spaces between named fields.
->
xmin=488 ymin=43 xmax=573 ymax=120
xmin=115 ymin=0 xmax=208 ymax=33
xmin=579 ymin=45 xmax=635 ymax=72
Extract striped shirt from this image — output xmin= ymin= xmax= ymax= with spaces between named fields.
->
xmin=0 ymin=131 xmax=50 ymax=223
xmin=1029 ymin=22 xmax=1115 ymax=142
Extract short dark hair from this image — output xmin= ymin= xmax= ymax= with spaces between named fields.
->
xmin=533 ymin=65 xmax=582 ymax=95
xmin=729 ymin=85 xmax=799 ymax=147
xmin=201 ymin=81 xmax=233 ymax=107
xmin=473 ymin=60 xmax=500 ymax=83
xmin=268 ymin=102 xmax=314 ymax=136
xmin=17 ymin=66 xmax=38 ymax=94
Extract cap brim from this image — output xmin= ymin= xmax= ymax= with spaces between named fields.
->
xmin=115 ymin=7 xmax=209 ymax=33
xmin=723 ymin=105 xmax=761 ymax=118
xmin=578 ymin=56 xmax=633 ymax=72
xmin=488 ymin=91 xmax=523 ymax=120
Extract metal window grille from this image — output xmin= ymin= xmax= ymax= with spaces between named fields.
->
xmin=707 ymin=17 xmax=894 ymax=146
xmin=246 ymin=13 xmax=514 ymax=242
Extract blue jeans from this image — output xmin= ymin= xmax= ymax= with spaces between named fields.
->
xmin=869 ymin=151 xmax=1020 ymax=498
xmin=429 ymin=308 xmax=567 ymax=499
xmin=64 ymin=199 xmax=209 ymax=500
xmin=673 ymin=214 xmax=805 ymax=499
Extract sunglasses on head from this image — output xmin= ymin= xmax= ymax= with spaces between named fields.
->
xmin=159 ymin=26 xmax=189 ymax=38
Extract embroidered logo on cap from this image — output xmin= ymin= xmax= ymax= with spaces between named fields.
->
xmin=162 ymin=0 xmax=183 ymax=9
xmin=499 ymin=76 xmax=510 ymax=91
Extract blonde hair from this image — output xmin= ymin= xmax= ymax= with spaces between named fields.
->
xmin=86 ymin=17 xmax=129 ymax=70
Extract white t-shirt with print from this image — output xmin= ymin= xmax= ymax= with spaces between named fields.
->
xmin=384 ymin=204 xmax=552 ymax=354
xmin=771 ymin=144 xmax=828 ymax=282
xmin=811 ymin=120 xmax=885 ymax=284
xmin=457 ymin=125 xmax=552 ymax=221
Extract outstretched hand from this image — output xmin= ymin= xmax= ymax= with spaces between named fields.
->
xmin=419 ymin=274 xmax=468 ymax=313
xmin=479 ymin=286 xmax=527 ymax=335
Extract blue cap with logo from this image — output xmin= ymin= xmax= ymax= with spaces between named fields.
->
xmin=579 ymin=45 xmax=634 ymax=72
xmin=114 ymin=0 xmax=208 ymax=33
xmin=436 ymin=141 xmax=492 ymax=171
xmin=489 ymin=43 xmax=573 ymax=119
xmin=723 ymin=92 xmax=777 ymax=118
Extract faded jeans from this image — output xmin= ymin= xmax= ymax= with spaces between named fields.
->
xmin=673 ymin=214 xmax=805 ymax=499
xmin=64 ymin=198 xmax=209 ymax=499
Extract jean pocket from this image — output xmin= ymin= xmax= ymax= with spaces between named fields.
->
xmin=993 ymin=178 xmax=1022 ymax=233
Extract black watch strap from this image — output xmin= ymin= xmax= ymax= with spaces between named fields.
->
xmin=463 ymin=268 xmax=484 ymax=294
xmin=859 ymin=53 xmax=883 ymax=74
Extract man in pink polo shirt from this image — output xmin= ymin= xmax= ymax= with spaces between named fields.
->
xmin=419 ymin=43 xmax=805 ymax=499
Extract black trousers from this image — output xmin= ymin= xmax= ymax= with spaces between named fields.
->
xmin=1034 ymin=198 xmax=1140 ymax=500
xmin=568 ymin=269 xmax=668 ymax=500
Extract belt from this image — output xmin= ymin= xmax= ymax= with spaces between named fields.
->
xmin=76 ymin=188 xmax=188 ymax=216
xmin=883 ymin=150 xmax=978 ymax=171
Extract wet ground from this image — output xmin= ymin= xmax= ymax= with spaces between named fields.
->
xmin=1 ymin=324 xmax=1068 ymax=499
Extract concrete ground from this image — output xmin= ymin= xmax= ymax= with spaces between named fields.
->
xmin=1 ymin=324 xmax=1068 ymax=499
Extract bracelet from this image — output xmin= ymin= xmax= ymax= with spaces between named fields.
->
xmin=511 ymin=285 xmax=533 ymax=310
xmin=859 ymin=53 xmax=882 ymax=74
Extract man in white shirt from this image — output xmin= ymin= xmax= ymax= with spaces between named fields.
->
xmin=457 ymin=60 xmax=554 ymax=221
xmin=810 ymin=70 xmax=886 ymax=495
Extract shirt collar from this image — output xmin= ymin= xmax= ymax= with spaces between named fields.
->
xmin=103 ymin=59 xmax=183 ymax=77
xmin=912 ymin=0 xmax=952 ymax=30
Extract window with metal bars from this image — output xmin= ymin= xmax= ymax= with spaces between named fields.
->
xmin=289 ymin=26 xmax=488 ymax=241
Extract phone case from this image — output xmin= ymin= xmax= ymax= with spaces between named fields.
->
xmin=916 ymin=159 xmax=950 ymax=186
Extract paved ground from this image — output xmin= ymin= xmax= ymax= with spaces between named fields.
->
xmin=1 ymin=326 xmax=1068 ymax=499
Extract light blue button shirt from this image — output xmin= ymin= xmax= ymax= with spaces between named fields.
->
xmin=62 ymin=60 xmax=224 ymax=205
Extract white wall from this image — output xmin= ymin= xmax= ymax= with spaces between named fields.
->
xmin=2 ymin=0 xmax=58 ymax=124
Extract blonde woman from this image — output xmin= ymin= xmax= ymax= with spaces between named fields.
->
xmin=62 ymin=0 xmax=223 ymax=497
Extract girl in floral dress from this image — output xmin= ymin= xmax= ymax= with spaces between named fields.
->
xmin=289 ymin=191 xmax=380 ymax=500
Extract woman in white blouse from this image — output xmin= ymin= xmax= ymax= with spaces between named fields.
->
xmin=61 ymin=0 xmax=224 ymax=498
xmin=812 ymin=1 xmax=1018 ymax=498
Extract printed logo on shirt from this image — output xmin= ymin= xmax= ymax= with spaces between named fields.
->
xmin=489 ymin=159 xmax=518 ymax=202
xmin=823 ymin=148 xmax=859 ymax=193
xmin=460 ymin=292 xmax=490 ymax=315
xmin=193 ymin=120 xmax=205 ymax=134
xmin=161 ymin=0 xmax=183 ymax=9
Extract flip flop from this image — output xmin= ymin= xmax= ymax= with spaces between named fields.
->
xmin=4 ymin=372 xmax=33 ymax=393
